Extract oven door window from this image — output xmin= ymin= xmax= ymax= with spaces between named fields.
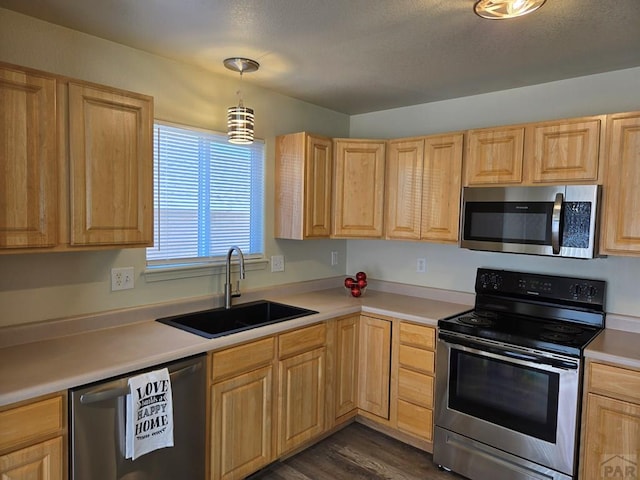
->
xmin=464 ymin=201 xmax=553 ymax=245
xmin=448 ymin=349 xmax=559 ymax=443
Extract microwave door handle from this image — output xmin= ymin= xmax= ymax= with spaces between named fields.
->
xmin=551 ymin=192 xmax=563 ymax=254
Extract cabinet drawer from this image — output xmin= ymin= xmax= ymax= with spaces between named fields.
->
xmin=399 ymin=344 xmax=435 ymax=374
xmin=279 ymin=323 xmax=326 ymax=359
xmin=211 ymin=337 xmax=275 ymax=382
xmin=397 ymin=400 xmax=433 ymax=441
xmin=588 ymin=362 xmax=640 ymax=404
xmin=398 ymin=368 xmax=433 ymax=409
xmin=399 ymin=322 xmax=435 ymax=350
xmin=0 ymin=396 xmax=64 ymax=451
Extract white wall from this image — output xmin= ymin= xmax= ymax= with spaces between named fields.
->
xmin=0 ymin=9 xmax=350 ymax=327
xmin=348 ymin=68 xmax=640 ymax=317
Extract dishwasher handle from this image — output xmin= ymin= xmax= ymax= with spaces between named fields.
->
xmin=79 ymin=362 xmax=202 ymax=405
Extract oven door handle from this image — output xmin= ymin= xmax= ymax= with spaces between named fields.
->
xmin=439 ymin=333 xmax=579 ymax=370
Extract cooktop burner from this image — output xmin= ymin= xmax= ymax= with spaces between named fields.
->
xmin=543 ymin=323 xmax=584 ymax=335
xmin=539 ymin=331 xmax=579 ymax=343
xmin=458 ymin=315 xmax=495 ymax=327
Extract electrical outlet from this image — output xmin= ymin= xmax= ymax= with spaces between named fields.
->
xmin=331 ymin=251 xmax=339 ymax=266
xmin=111 ymin=267 xmax=134 ymax=291
xmin=416 ymin=258 xmax=427 ymax=273
xmin=270 ymin=255 xmax=285 ymax=272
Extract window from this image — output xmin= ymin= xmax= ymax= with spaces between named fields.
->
xmin=147 ymin=122 xmax=264 ymax=269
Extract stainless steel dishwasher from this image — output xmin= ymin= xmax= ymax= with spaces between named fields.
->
xmin=70 ymin=354 xmax=206 ymax=480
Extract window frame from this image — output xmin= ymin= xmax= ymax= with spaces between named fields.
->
xmin=145 ymin=120 xmax=267 ymax=281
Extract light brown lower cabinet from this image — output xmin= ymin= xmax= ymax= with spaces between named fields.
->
xmin=334 ymin=315 xmax=359 ymax=421
xmin=209 ymin=337 xmax=276 ymax=480
xmin=396 ymin=322 xmax=436 ymax=442
xmin=0 ymin=437 xmax=64 ymax=480
xmin=358 ymin=315 xmax=392 ymax=419
xmin=580 ymin=361 xmax=640 ymax=479
xmin=211 ymin=366 xmax=273 ymax=480
xmin=206 ymin=316 xmax=439 ymax=479
xmin=277 ymin=347 xmax=326 ymax=455
xmin=0 ymin=393 xmax=66 ymax=480
xmin=277 ymin=323 xmax=327 ymax=456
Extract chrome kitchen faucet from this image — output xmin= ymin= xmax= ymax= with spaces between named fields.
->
xmin=224 ymin=246 xmax=245 ymax=309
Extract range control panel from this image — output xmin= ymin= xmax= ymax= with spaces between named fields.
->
xmin=476 ymin=268 xmax=606 ymax=307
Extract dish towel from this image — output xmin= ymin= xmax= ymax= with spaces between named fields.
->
xmin=125 ymin=367 xmax=174 ymax=460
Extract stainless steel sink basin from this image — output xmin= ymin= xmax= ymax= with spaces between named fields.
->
xmin=156 ymin=300 xmax=318 ymax=339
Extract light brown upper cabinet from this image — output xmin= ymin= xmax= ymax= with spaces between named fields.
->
xmin=332 ymin=139 xmax=386 ymax=238
xmin=0 ymin=62 xmax=154 ymax=253
xmin=465 ymin=115 xmax=604 ymax=186
xmin=66 ymin=82 xmax=153 ymax=246
xmin=275 ymin=132 xmax=332 ymax=239
xmin=600 ymin=111 xmax=640 ymax=255
xmin=385 ymin=133 xmax=463 ymax=243
xmin=524 ymin=116 xmax=604 ymax=184
xmin=0 ymin=65 xmax=58 ymax=249
xmin=465 ymin=125 xmax=525 ymax=185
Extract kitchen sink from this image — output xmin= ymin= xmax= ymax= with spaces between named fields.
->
xmin=156 ymin=300 xmax=318 ymax=339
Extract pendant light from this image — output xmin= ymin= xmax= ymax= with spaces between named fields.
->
xmin=224 ymin=57 xmax=260 ymax=144
xmin=474 ymin=0 xmax=546 ymax=19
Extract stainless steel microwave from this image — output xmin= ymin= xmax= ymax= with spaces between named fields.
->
xmin=460 ymin=185 xmax=601 ymax=259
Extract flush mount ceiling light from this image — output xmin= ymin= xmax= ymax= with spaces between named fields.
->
xmin=224 ymin=57 xmax=259 ymax=145
xmin=474 ymin=0 xmax=547 ymax=19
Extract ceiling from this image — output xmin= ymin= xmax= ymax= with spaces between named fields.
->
xmin=2 ymin=0 xmax=640 ymax=114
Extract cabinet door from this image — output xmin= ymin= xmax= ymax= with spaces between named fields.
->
xmin=385 ymin=139 xmax=424 ymax=240
xmin=465 ymin=126 xmax=524 ymax=185
xmin=335 ymin=316 xmax=359 ymax=420
xmin=525 ymin=117 xmax=603 ymax=184
xmin=358 ymin=316 xmax=391 ymax=419
xmin=68 ymin=82 xmax=153 ymax=246
xmin=275 ymin=133 xmax=332 ymax=239
xmin=0 ymin=437 xmax=64 ymax=480
xmin=0 ymin=66 xmax=57 ymax=249
xmin=333 ymin=140 xmax=386 ymax=238
xmin=304 ymin=135 xmax=333 ymax=238
xmin=581 ymin=393 xmax=640 ymax=480
xmin=421 ymin=133 xmax=464 ymax=243
xmin=601 ymin=111 xmax=640 ymax=255
xmin=277 ymin=347 xmax=326 ymax=456
xmin=211 ymin=366 xmax=273 ymax=480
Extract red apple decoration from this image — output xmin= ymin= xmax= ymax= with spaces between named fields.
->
xmin=350 ymin=285 xmax=362 ymax=297
xmin=357 ymin=278 xmax=368 ymax=289
xmin=356 ymin=271 xmax=367 ymax=281
xmin=344 ymin=277 xmax=356 ymax=288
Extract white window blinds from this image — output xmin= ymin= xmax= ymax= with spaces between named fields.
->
xmin=147 ymin=122 xmax=264 ymax=267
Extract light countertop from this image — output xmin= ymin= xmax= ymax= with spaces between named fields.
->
xmin=584 ymin=328 xmax=640 ymax=370
xmin=3 ymin=283 xmax=637 ymax=408
xmin=0 ymin=288 xmax=470 ymax=407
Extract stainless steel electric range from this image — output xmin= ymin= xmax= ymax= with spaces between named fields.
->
xmin=434 ymin=268 xmax=606 ymax=480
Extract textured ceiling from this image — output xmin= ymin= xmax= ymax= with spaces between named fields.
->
xmin=1 ymin=0 xmax=640 ymax=114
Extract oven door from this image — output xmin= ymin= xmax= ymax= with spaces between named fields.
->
xmin=434 ymin=332 xmax=580 ymax=477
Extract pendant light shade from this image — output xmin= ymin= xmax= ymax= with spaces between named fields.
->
xmin=224 ymin=57 xmax=259 ymax=145
xmin=227 ymin=105 xmax=254 ymax=144
xmin=474 ymin=0 xmax=546 ymax=19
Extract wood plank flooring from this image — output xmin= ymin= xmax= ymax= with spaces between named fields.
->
xmin=247 ymin=422 xmax=467 ymax=480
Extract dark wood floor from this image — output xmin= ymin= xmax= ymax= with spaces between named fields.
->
xmin=247 ymin=423 xmax=467 ymax=480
